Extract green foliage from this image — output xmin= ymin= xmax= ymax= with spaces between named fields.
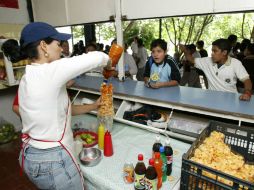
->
xmin=161 ymin=15 xmax=214 ymax=54
xmin=72 ymin=13 xmax=254 ymax=55
xmin=95 ymin=22 xmax=115 ymax=42
xmin=123 ymin=20 xmax=158 ymax=49
xmin=71 ymin=25 xmax=84 ymax=39
xmin=94 ymin=20 xmax=158 ymax=50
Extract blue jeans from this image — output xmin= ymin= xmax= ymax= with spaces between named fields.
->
xmin=19 ymin=145 xmax=83 ymax=190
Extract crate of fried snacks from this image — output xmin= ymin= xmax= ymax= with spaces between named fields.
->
xmin=180 ymin=121 xmax=254 ymax=190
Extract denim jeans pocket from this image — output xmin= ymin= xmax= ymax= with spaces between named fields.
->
xmin=25 ymin=160 xmax=55 ymax=189
xmin=21 ymin=146 xmax=83 ymax=190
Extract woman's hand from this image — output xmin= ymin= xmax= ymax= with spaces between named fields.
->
xmin=72 ymin=97 xmax=102 ymax=116
xmin=93 ymin=97 xmax=102 ymax=109
xmin=66 ymin=80 xmax=75 ymax=88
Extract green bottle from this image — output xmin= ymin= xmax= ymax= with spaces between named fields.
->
xmin=159 ymin=146 xmax=167 ymax=182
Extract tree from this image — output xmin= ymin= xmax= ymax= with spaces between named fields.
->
xmin=95 ymin=20 xmax=158 ymax=50
xmin=71 ymin=25 xmax=84 ymax=42
xmin=123 ymin=20 xmax=158 ymax=49
xmin=95 ymin=22 xmax=115 ymax=43
xmin=163 ymin=15 xmax=214 ymax=54
xmin=73 ymin=12 xmax=254 ymax=55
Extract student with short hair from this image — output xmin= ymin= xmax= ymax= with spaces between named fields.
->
xmin=196 ymin=40 xmax=208 ymax=57
xmin=179 ymin=38 xmax=252 ymax=101
xmin=60 ymin=40 xmax=70 ymax=57
xmin=144 ymin=39 xmax=181 ymax=88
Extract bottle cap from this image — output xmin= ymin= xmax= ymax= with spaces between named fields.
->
xmin=165 ymin=139 xmax=171 ymax=145
xmin=138 ymin=154 xmax=143 ymax=161
xmin=159 ymin=146 xmax=165 ymax=153
xmin=155 ymin=135 xmax=161 ymax=142
xmin=154 ymin=152 xmax=160 ymax=159
xmin=149 ymin=158 xmax=154 ymax=166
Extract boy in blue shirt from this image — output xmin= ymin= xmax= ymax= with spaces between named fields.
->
xmin=144 ymin=39 xmax=181 ymax=88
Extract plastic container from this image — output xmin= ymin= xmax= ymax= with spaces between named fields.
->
xmin=154 ymin=152 xmax=163 ymax=189
xmin=134 ymin=154 xmax=146 ymax=190
xmin=103 ymin=44 xmax=123 ymax=79
xmin=97 ymin=124 xmax=105 ymax=150
xmin=123 ymin=162 xmax=134 ymax=184
xmin=152 ymin=135 xmax=162 ymax=158
xmin=168 ymin=118 xmax=207 ymax=137
xmin=104 ymin=131 xmax=113 ymax=157
xmin=144 ymin=159 xmax=157 ymax=190
xmin=109 ymin=44 xmax=123 ymax=67
xmin=180 ymin=120 xmax=254 ymax=190
xmin=98 ymin=83 xmax=114 ymax=132
xmin=164 ymin=139 xmax=173 ymax=176
xmin=98 ymin=115 xmax=113 ymax=132
xmin=159 ymin=146 xmax=167 ymax=182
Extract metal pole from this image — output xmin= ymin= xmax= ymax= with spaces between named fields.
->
xmin=159 ymin=18 xmax=162 ymax=39
xmin=115 ymin=0 xmax=125 ymax=81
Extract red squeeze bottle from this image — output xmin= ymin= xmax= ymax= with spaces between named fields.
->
xmin=103 ymin=44 xmax=123 ymax=80
xmin=104 ymin=131 xmax=113 ymax=157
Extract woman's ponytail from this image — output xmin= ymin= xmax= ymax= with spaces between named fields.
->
xmin=1 ymin=39 xmax=26 ymax=63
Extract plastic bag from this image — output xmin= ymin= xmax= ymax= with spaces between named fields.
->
xmin=0 ymin=117 xmax=16 ymax=144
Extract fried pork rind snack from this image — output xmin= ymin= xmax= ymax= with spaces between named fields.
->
xmin=98 ymin=83 xmax=114 ymax=117
xmin=190 ymin=131 xmax=254 ymax=187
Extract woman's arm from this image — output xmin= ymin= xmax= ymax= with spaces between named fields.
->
xmin=51 ymin=52 xmax=109 ymax=86
xmin=71 ymin=97 xmax=101 ymax=115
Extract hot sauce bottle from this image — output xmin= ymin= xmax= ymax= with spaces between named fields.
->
xmin=103 ymin=44 xmax=123 ymax=80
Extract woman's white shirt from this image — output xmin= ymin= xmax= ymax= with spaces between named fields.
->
xmin=19 ymin=52 xmax=108 ymax=153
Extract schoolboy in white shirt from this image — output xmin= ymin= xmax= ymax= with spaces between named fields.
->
xmin=179 ymin=38 xmax=252 ymax=101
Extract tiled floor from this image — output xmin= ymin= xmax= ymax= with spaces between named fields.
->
xmin=0 ymin=136 xmax=37 ymax=190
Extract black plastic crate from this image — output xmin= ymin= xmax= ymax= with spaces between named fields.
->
xmin=180 ymin=121 xmax=254 ymax=190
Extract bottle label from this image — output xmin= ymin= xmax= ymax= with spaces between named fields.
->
xmin=166 ymin=156 xmax=173 ymax=164
xmin=134 ymin=174 xmax=145 ymax=189
xmin=162 ymin=163 xmax=167 ymax=177
xmin=145 ymin=178 xmax=157 ymax=190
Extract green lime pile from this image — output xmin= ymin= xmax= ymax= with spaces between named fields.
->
xmin=80 ymin=133 xmax=96 ymax=144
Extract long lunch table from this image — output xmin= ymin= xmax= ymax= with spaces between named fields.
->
xmin=72 ymin=114 xmax=191 ymax=190
xmin=70 ymin=75 xmax=254 ymax=124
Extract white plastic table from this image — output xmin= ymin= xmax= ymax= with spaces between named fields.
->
xmin=72 ymin=114 xmax=191 ymax=190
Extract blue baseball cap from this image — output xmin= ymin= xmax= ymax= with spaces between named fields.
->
xmin=20 ymin=22 xmax=71 ymax=47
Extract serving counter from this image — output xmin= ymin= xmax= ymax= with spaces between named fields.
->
xmin=70 ymin=75 xmax=254 ymax=124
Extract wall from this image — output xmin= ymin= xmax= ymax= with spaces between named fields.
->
xmin=32 ymin=0 xmax=254 ymax=26
xmin=0 ymin=24 xmax=24 ymax=39
xmin=0 ymin=0 xmax=30 ymax=25
xmin=0 ymin=0 xmax=30 ymax=39
xmin=122 ymin=0 xmax=254 ymax=20
xmin=32 ymin=0 xmax=115 ymax=26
